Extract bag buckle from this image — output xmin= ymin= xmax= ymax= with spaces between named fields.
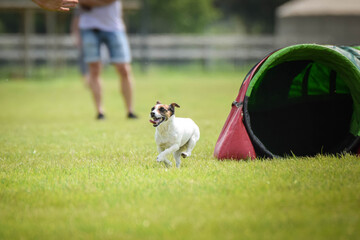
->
xmin=232 ymin=101 xmax=243 ymax=108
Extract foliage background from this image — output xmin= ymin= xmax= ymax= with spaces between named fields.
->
xmin=0 ymin=0 xmax=291 ymax=34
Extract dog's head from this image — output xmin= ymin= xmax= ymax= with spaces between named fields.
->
xmin=149 ymin=101 xmax=180 ymax=127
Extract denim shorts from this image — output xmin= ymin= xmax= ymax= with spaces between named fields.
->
xmin=80 ymin=29 xmax=132 ymax=63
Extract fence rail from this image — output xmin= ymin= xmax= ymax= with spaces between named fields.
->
xmin=0 ymin=34 xmax=275 ymax=74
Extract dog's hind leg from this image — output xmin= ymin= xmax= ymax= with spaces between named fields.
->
xmin=181 ymin=135 xmax=198 ymax=158
xmin=173 ymin=150 xmax=182 ymax=168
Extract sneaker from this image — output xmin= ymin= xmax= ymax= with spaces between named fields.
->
xmin=97 ymin=113 xmax=105 ymax=120
xmin=127 ymin=113 xmax=138 ymax=119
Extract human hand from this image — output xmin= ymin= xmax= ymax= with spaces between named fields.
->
xmin=32 ymin=0 xmax=78 ymax=12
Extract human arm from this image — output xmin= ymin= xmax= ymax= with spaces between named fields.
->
xmin=32 ymin=0 xmax=78 ymax=12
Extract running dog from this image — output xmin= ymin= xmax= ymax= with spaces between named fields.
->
xmin=149 ymin=101 xmax=200 ymax=168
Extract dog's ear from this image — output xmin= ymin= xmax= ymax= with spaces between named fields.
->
xmin=169 ymin=103 xmax=180 ymax=114
xmin=170 ymin=103 xmax=180 ymax=108
xmin=156 ymin=101 xmax=161 ymax=105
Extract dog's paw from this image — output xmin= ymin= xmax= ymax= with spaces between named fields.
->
xmin=181 ymin=152 xmax=190 ymax=158
xmin=164 ymin=161 xmax=172 ymax=168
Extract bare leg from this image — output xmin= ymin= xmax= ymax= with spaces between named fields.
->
xmin=88 ymin=62 xmax=104 ymax=115
xmin=114 ymin=63 xmax=135 ymax=115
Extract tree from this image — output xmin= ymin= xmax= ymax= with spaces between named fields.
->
xmin=214 ymin=0 xmax=291 ymax=34
xmin=127 ymin=0 xmax=219 ymax=34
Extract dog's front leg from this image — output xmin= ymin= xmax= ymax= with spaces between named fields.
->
xmin=156 ymin=146 xmax=172 ymax=167
xmin=156 ymin=146 xmax=164 ymax=161
xmin=173 ymin=150 xmax=182 ymax=168
xmin=157 ymin=144 xmax=180 ymax=167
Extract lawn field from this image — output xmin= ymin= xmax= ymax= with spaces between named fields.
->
xmin=0 ymin=67 xmax=360 ymax=240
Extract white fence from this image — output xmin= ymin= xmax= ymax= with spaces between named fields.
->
xmin=130 ymin=35 xmax=275 ymax=61
xmin=0 ymin=34 xmax=275 ymax=74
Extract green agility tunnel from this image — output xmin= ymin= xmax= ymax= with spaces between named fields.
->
xmin=214 ymin=44 xmax=360 ymax=159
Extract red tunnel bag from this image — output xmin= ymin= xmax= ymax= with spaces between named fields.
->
xmin=213 ymin=104 xmax=256 ymax=160
xmin=214 ymin=57 xmax=269 ymax=160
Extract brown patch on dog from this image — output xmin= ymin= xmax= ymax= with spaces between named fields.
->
xmin=156 ymin=104 xmax=172 ymax=119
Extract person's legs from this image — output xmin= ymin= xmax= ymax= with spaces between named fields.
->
xmin=114 ymin=63 xmax=135 ymax=115
xmin=81 ymin=29 xmax=104 ymax=118
xmin=105 ymin=30 xmax=137 ymax=118
xmin=88 ymin=62 xmax=104 ymax=117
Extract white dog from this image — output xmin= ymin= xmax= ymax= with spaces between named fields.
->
xmin=149 ymin=101 xmax=200 ymax=168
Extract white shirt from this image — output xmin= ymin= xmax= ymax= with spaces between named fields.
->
xmin=79 ymin=1 xmax=125 ymax=32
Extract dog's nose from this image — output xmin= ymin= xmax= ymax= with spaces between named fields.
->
xmin=151 ymin=112 xmax=155 ymax=118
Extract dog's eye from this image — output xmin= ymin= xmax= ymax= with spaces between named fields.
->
xmin=151 ymin=107 xmax=155 ymax=111
xmin=159 ymin=107 xmax=167 ymax=112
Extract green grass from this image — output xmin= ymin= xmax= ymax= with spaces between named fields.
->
xmin=0 ymin=67 xmax=359 ymax=240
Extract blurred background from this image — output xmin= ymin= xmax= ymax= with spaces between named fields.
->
xmin=0 ymin=0 xmax=359 ymax=78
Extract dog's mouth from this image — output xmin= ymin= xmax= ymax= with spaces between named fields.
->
xmin=149 ymin=116 xmax=165 ymax=127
